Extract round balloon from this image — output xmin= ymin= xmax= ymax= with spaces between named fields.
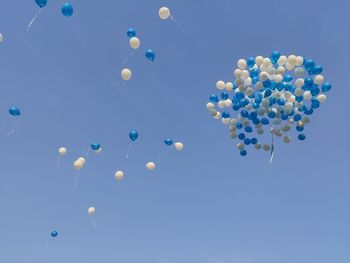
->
xmin=50 ymin=231 xmax=58 ymax=238
xmin=9 ymin=107 xmax=21 ymax=116
xmin=0 ymin=33 xmax=3 ymax=43
xmin=114 ymin=170 xmax=124 ymax=181
xmin=145 ymin=49 xmax=155 ymax=62
xmin=127 ymin=28 xmax=136 ymax=38
xmin=164 ymin=138 xmax=173 ymax=146
xmin=129 ymin=130 xmax=138 ymax=141
xmin=58 ymin=147 xmax=67 ymax=155
xmin=129 ymin=37 xmax=140 ymax=49
xmin=35 ymin=0 xmax=47 ymax=8
xmin=121 ymin=68 xmax=132 ymax=81
xmin=159 ymin=7 xmax=170 ymax=20
xmin=174 ymin=142 xmax=184 ymax=151
xmin=88 ymin=207 xmax=96 ymax=216
xmin=61 ymin=2 xmax=73 ymax=17
xmin=91 ymin=143 xmax=101 ymax=151
xmin=146 ymin=162 xmax=156 ymax=170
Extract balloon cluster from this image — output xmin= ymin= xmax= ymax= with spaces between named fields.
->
xmin=35 ymin=0 xmax=74 ymax=17
xmin=207 ymin=52 xmax=332 ymax=157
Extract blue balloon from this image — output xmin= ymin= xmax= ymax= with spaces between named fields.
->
xmin=164 ymin=139 xmax=173 ymax=146
xmin=261 ymin=118 xmax=269 ymax=125
xmin=35 ymin=0 xmax=47 ymax=8
xmin=238 ymin=133 xmax=245 ymax=140
xmin=270 ymin=51 xmax=281 ymax=63
xmin=283 ymin=74 xmax=293 ymax=82
xmin=9 ymin=107 xmax=21 ymax=116
xmin=304 ymin=59 xmax=315 ymax=71
xmin=61 ymin=2 xmax=73 ymax=17
xmin=247 ymin=57 xmax=255 ymax=68
xmin=209 ymin=94 xmax=219 ymax=102
xmin=250 ymin=138 xmax=257 ymax=145
xmin=304 ymin=107 xmax=313 ymax=115
xmin=294 ymin=114 xmax=302 ymax=121
xmin=298 ymin=134 xmax=306 ymax=141
xmin=145 ymin=49 xmax=155 ymax=62
xmin=322 ymin=82 xmax=332 ymax=92
xmin=222 ymin=111 xmax=230 ymax=118
xmin=127 ymin=28 xmax=136 ymax=38
xmin=236 ymin=122 xmax=243 ymax=129
xmin=311 ymin=65 xmax=323 ymax=74
xmin=221 ymin=92 xmax=229 ymax=100
xmin=240 ymin=149 xmax=247 ymax=156
xmin=91 ymin=143 xmax=101 ymax=151
xmin=296 ymin=125 xmax=304 ymax=132
xmin=51 ymin=231 xmax=58 ymax=238
xmin=129 ymin=130 xmax=138 ymax=141
xmin=268 ymin=111 xmax=276 ymax=119
xmin=245 ymin=126 xmax=253 ymax=133
xmin=240 ymin=110 xmax=249 ymax=118
xmin=244 ymin=138 xmax=251 ymax=145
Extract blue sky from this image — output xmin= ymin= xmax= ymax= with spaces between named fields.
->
xmin=0 ymin=0 xmax=349 ymax=262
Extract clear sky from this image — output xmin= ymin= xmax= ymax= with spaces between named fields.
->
xmin=0 ymin=0 xmax=349 ymax=262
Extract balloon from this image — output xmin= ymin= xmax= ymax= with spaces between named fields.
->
xmin=159 ymin=7 xmax=170 ymax=20
xmin=146 ymin=162 xmax=156 ymax=170
xmin=50 ymin=231 xmax=58 ymax=238
xmin=127 ymin=28 xmax=136 ymax=38
xmin=114 ymin=170 xmax=124 ymax=181
xmin=207 ymin=52 xmax=331 ymax=158
xmin=121 ymin=68 xmax=132 ymax=81
xmin=129 ymin=130 xmax=138 ymax=141
xmin=174 ymin=142 xmax=184 ymax=151
xmin=9 ymin=107 xmax=21 ymax=116
xmin=58 ymin=147 xmax=67 ymax=155
xmin=0 ymin=33 xmax=3 ymax=43
xmin=35 ymin=0 xmax=47 ymax=8
xmin=88 ymin=207 xmax=96 ymax=216
xmin=129 ymin=37 xmax=140 ymax=49
xmin=164 ymin=138 xmax=173 ymax=146
xmin=145 ymin=49 xmax=155 ymax=62
xmin=61 ymin=2 xmax=73 ymax=17
xmin=91 ymin=143 xmax=101 ymax=151
xmin=95 ymin=147 xmax=102 ymax=154
xmin=73 ymin=157 xmax=85 ymax=170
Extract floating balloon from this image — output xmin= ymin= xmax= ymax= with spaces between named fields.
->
xmin=145 ymin=49 xmax=155 ymax=62
xmin=129 ymin=130 xmax=138 ymax=141
xmin=73 ymin=157 xmax=85 ymax=170
xmin=164 ymin=138 xmax=173 ymax=146
xmin=58 ymin=147 xmax=67 ymax=155
xmin=159 ymin=7 xmax=170 ymax=20
xmin=88 ymin=207 xmax=96 ymax=216
xmin=50 ymin=231 xmax=58 ymax=238
xmin=174 ymin=142 xmax=184 ymax=151
xmin=127 ymin=28 xmax=136 ymax=38
xmin=0 ymin=33 xmax=3 ymax=43
xmin=207 ymin=52 xmax=332 ymax=159
xmin=61 ymin=2 xmax=73 ymax=17
xmin=95 ymin=147 xmax=102 ymax=154
xmin=91 ymin=143 xmax=101 ymax=151
xmin=146 ymin=162 xmax=156 ymax=170
xmin=114 ymin=170 xmax=124 ymax=181
xmin=9 ymin=107 xmax=21 ymax=116
xmin=121 ymin=68 xmax=132 ymax=81
xmin=129 ymin=37 xmax=140 ymax=49
xmin=35 ymin=0 xmax=47 ymax=8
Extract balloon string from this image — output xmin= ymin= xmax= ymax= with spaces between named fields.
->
xmin=90 ymin=219 xmax=98 ymax=228
xmin=269 ymin=132 xmax=275 ymax=164
xmin=170 ymin=15 xmax=185 ymax=32
xmin=6 ymin=118 xmax=21 ymax=137
xmin=121 ymin=51 xmax=135 ymax=65
xmin=126 ymin=142 xmax=133 ymax=159
xmin=27 ymin=8 xmax=42 ymax=32
xmin=85 ymin=148 xmax=90 ymax=157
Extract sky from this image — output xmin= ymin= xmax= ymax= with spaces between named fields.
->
xmin=0 ymin=0 xmax=349 ymax=262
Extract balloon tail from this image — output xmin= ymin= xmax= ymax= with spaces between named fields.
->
xmin=170 ymin=15 xmax=185 ymax=32
xmin=27 ymin=9 xmax=42 ymax=32
xmin=269 ymin=133 xmax=275 ymax=164
xmin=126 ymin=142 xmax=133 ymax=159
xmin=85 ymin=148 xmax=90 ymax=157
xmin=90 ymin=219 xmax=98 ymax=228
xmin=6 ymin=118 xmax=21 ymax=137
xmin=122 ymin=51 xmax=135 ymax=65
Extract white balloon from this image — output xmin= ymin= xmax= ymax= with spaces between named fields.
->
xmin=159 ymin=7 xmax=171 ymax=20
xmin=237 ymin=59 xmax=247 ymax=69
xmin=237 ymin=143 xmax=244 ymax=150
xmin=0 ymin=33 xmax=3 ymax=43
xmin=317 ymin=94 xmax=327 ymax=103
xmin=218 ymin=100 xmax=225 ymax=108
xmin=303 ymin=91 xmax=312 ymax=100
xmin=294 ymin=88 xmax=303 ymax=97
xmin=263 ymin=144 xmax=271 ymax=151
xmin=222 ymin=118 xmax=231 ymax=125
xmin=295 ymin=78 xmax=304 ymax=88
xmin=58 ymin=147 xmax=67 ymax=156
xmin=78 ymin=157 xmax=86 ymax=164
xmin=224 ymin=99 xmax=232 ymax=107
xmin=88 ymin=207 xmax=96 ymax=216
xmin=146 ymin=162 xmax=156 ymax=170
xmin=114 ymin=170 xmax=124 ymax=181
xmin=73 ymin=159 xmax=84 ymax=170
xmin=216 ymin=80 xmax=225 ymax=90
xmin=295 ymin=56 xmax=304 ymax=66
xmin=276 ymin=66 xmax=285 ymax=74
xmin=206 ymin=102 xmax=215 ymax=110
xmin=255 ymin=143 xmax=262 ymax=150
xmin=313 ymin=75 xmax=324 ymax=85
xmin=294 ymin=67 xmax=304 ymax=77
xmin=129 ymin=37 xmax=140 ymax=49
xmin=277 ymin=56 xmax=287 ymax=66
xmin=287 ymin=55 xmax=296 ymax=65
xmin=285 ymin=62 xmax=295 ymax=71
xmin=214 ymin=112 xmax=221 ymax=119
xmin=274 ymin=74 xmax=283 ymax=83
xmin=283 ymin=136 xmax=291 ymax=143
xmin=121 ymin=68 xmax=132 ymax=81
xmin=174 ymin=142 xmax=184 ymax=151
xmin=255 ymin=56 xmax=264 ymax=66
xmin=225 ymin=82 xmax=233 ymax=91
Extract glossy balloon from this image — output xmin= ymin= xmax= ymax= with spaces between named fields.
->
xmin=91 ymin=143 xmax=101 ymax=151
xmin=61 ymin=2 xmax=73 ymax=17
xmin=9 ymin=107 xmax=21 ymax=116
xmin=127 ymin=28 xmax=136 ymax=38
xmin=129 ymin=130 xmax=138 ymax=141
xmin=145 ymin=49 xmax=155 ymax=62
xmin=164 ymin=139 xmax=173 ymax=146
xmin=51 ymin=231 xmax=58 ymax=238
xmin=35 ymin=0 xmax=47 ymax=8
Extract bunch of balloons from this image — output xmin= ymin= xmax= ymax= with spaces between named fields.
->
xmin=207 ymin=51 xmax=332 ymax=159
